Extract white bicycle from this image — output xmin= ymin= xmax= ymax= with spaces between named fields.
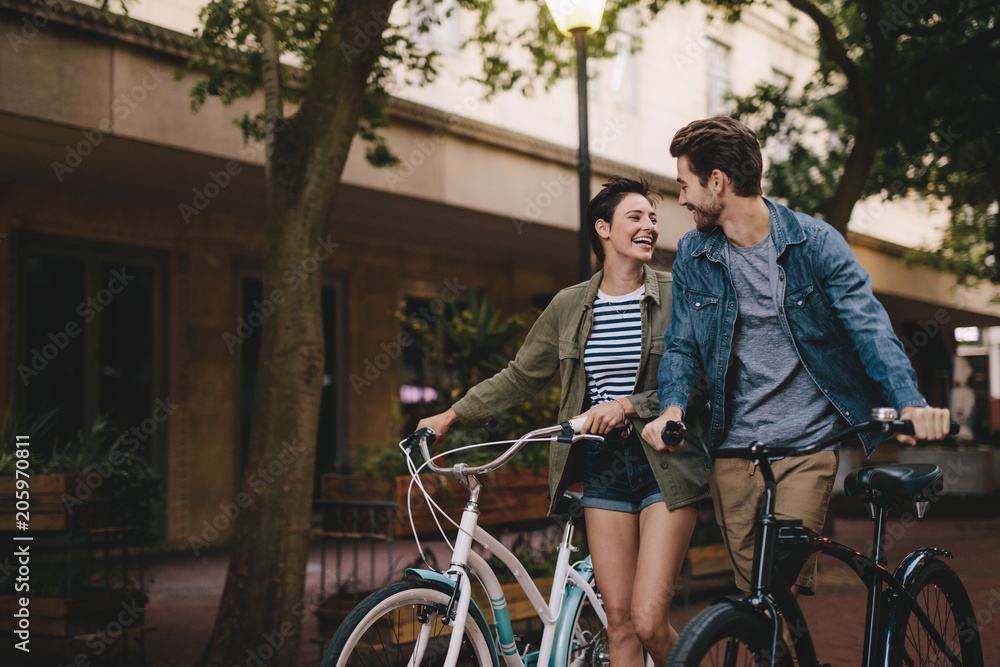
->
xmin=320 ymin=419 xmax=611 ymax=667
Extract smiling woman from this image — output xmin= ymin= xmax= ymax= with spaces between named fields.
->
xmin=416 ymin=176 xmax=709 ymax=666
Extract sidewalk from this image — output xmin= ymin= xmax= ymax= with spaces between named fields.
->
xmin=143 ymin=515 xmax=1000 ymax=666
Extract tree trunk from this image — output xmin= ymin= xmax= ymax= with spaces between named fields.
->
xmin=196 ymin=2 xmax=396 ymax=666
xmin=825 ymin=124 xmax=880 ymax=235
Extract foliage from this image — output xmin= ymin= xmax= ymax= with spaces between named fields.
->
xmin=0 ymin=410 xmax=161 ymax=538
xmin=729 ymin=0 xmax=1000 ymax=287
xmin=0 ymin=406 xmax=58 ymax=475
xmin=363 ymin=289 xmax=559 ymax=476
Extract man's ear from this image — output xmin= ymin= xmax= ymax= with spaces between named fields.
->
xmin=710 ymin=169 xmax=729 ymax=195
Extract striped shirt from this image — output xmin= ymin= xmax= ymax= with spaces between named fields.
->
xmin=585 ymin=286 xmax=644 ymax=408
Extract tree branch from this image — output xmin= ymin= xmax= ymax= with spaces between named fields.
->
xmin=785 ymin=0 xmax=873 ymax=118
xmin=247 ymin=0 xmax=283 ymax=171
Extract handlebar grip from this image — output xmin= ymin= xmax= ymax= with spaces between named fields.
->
xmin=660 ymin=421 xmax=685 ymax=447
xmin=889 ymin=420 xmax=960 ymax=436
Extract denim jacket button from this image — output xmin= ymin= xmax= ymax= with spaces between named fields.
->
xmin=695 ymin=302 xmax=701 ymax=307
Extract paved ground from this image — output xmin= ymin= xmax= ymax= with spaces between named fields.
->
xmin=139 ymin=512 xmax=1000 ymax=667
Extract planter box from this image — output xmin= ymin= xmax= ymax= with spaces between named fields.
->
xmin=321 ymin=469 xmax=552 ymax=537
xmin=0 ymin=474 xmax=112 ymax=532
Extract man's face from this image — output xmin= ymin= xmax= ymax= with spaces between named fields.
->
xmin=676 ymin=156 xmax=722 ymax=232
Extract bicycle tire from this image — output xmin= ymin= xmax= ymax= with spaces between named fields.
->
xmin=886 ymin=559 xmax=983 ymax=667
xmin=665 ymin=603 xmax=792 ymax=667
xmin=565 ymin=582 xmax=609 ymax=667
xmin=320 ymin=580 xmax=499 ymax=667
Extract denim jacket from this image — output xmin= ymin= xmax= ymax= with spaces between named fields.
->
xmin=454 ymin=266 xmax=708 ymax=514
xmin=657 ymin=198 xmax=927 ymax=455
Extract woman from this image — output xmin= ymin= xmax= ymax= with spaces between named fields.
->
xmin=418 ymin=177 xmax=708 ymax=665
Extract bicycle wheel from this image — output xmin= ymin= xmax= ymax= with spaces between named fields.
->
xmin=886 ymin=559 xmax=983 ymax=667
xmin=666 ymin=603 xmax=792 ymax=667
xmin=321 ymin=580 xmax=498 ymax=667
xmin=565 ymin=584 xmax=609 ymax=667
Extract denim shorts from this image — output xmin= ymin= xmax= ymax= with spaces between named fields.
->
xmin=581 ymin=427 xmax=664 ymax=514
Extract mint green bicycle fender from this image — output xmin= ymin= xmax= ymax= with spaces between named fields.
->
xmin=405 ymin=568 xmax=502 ymax=666
xmin=547 ymin=558 xmax=597 ymax=667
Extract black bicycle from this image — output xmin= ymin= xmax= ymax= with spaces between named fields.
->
xmin=663 ymin=408 xmax=983 ymax=667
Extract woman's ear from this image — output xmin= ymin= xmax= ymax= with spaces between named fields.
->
xmin=596 ymin=218 xmax=612 ymax=239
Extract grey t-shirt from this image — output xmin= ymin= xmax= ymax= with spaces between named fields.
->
xmin=722 ymin=235 xmax=843 ymax=450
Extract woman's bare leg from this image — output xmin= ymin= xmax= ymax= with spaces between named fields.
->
xmin=631 ymin=503 xmax=698 ymax=665
xmin=585 ymin=507 xmax=644 ymax=667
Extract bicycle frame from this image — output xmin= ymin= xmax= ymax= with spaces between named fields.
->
xmin=737 ymin=454 xmax=962 ymax=667
xmin=405 ymin=480 xmax=604 ymax=667
xmin=402 ymin=423 xmax=607 ymax=667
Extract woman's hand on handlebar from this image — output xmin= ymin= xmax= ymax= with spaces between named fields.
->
xmin=641 ymin=406 xmax=685 ymax=452
xmin=572 ymin=398 xmax=633 ymax=435
xmin=416 ymin=408 xmax=458 ymax=444
xmin=896 ymin=406 xmax=952 ymax=446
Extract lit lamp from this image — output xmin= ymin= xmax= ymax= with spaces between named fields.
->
xmin=544 ymin=0 xmax=608 ymax=281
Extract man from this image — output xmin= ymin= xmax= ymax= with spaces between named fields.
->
xmin=641 ymin=117 xmax=951 ymax=597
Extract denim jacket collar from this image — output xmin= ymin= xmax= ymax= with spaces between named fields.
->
xmin=688 ymin=197 xmax=807 ymax=263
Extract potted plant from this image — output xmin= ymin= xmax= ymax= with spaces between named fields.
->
xmin=0 ymin=409 xmax=160 ymax=661
xmin=321 ymin=290 xmax=558 ymax=535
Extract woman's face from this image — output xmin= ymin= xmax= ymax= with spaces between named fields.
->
xmin=598 ymin=192 xmax=658 ymax=264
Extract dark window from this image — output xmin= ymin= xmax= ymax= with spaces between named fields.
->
xmin=18 ymin=238 xmax=166 ymax=493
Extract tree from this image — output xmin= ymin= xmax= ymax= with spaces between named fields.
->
xmin=179 ymin=1 xmax=668 ymax=664
xmin=727 ymin=0 xmax=1000 ymax=284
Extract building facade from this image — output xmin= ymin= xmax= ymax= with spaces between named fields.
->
xmin=2 ymin=0 xmax=997 ymax=545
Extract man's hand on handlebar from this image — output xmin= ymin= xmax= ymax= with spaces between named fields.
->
xmin=641 ymin=406 xmax=685 ymax=452
xmin=896 ymin=406 xmax=951 ymax=446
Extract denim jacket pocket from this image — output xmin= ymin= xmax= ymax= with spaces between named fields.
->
xmin=684 ymin=290 xmax=720 ymax=311
xmin=785 ymin=283 xmax=833 ymax=341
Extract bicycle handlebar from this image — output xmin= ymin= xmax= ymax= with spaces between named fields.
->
xmin=661 ymin=408 xmax=960 ymax=463
xmin=403 ymin=417 xmax=602 ymax=479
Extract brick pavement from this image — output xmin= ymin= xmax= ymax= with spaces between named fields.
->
xmin=138 ymin=515 xmax=999 ymax=666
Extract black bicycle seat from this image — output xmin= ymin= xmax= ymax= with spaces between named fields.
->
xmin=843 ymin=464 xmax=942 ymax=499
xmin=553 ymin=491 xmax=584 ymax=521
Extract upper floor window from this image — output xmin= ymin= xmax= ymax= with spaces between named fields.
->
xmin=705 ymin=38 xmax=732 ymax=117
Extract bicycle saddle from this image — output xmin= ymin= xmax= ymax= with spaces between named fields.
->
xmin=843 ymin=463 xmax=942 ymax=499
xmin=553 ymin=491 xmax=584 ymax=521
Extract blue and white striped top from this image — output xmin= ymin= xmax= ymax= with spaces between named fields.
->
xmin=584 ymin=286 xmax=644 ymax=407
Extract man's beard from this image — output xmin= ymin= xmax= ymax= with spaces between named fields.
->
xmin=692 ymin=196 xmax=722 ymax=232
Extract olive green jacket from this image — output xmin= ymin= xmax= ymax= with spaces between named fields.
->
xmin=452 ymin=266 xmax=709 ymax=516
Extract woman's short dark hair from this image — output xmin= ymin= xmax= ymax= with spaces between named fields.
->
xmin=669 ymin=117 xmax=763 ymax=197
xmin=588 ymin=176 xmax=658 ymax=263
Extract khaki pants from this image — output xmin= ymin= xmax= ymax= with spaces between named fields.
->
xmin=707 ymin=449 xmax=839 ymax=594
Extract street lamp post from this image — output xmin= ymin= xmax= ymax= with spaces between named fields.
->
xmin=544 ymin=0 xmax=608 ymax=282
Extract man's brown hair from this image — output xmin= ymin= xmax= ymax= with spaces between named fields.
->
xmin=669 ymin=117 xmax=763 ymax=197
